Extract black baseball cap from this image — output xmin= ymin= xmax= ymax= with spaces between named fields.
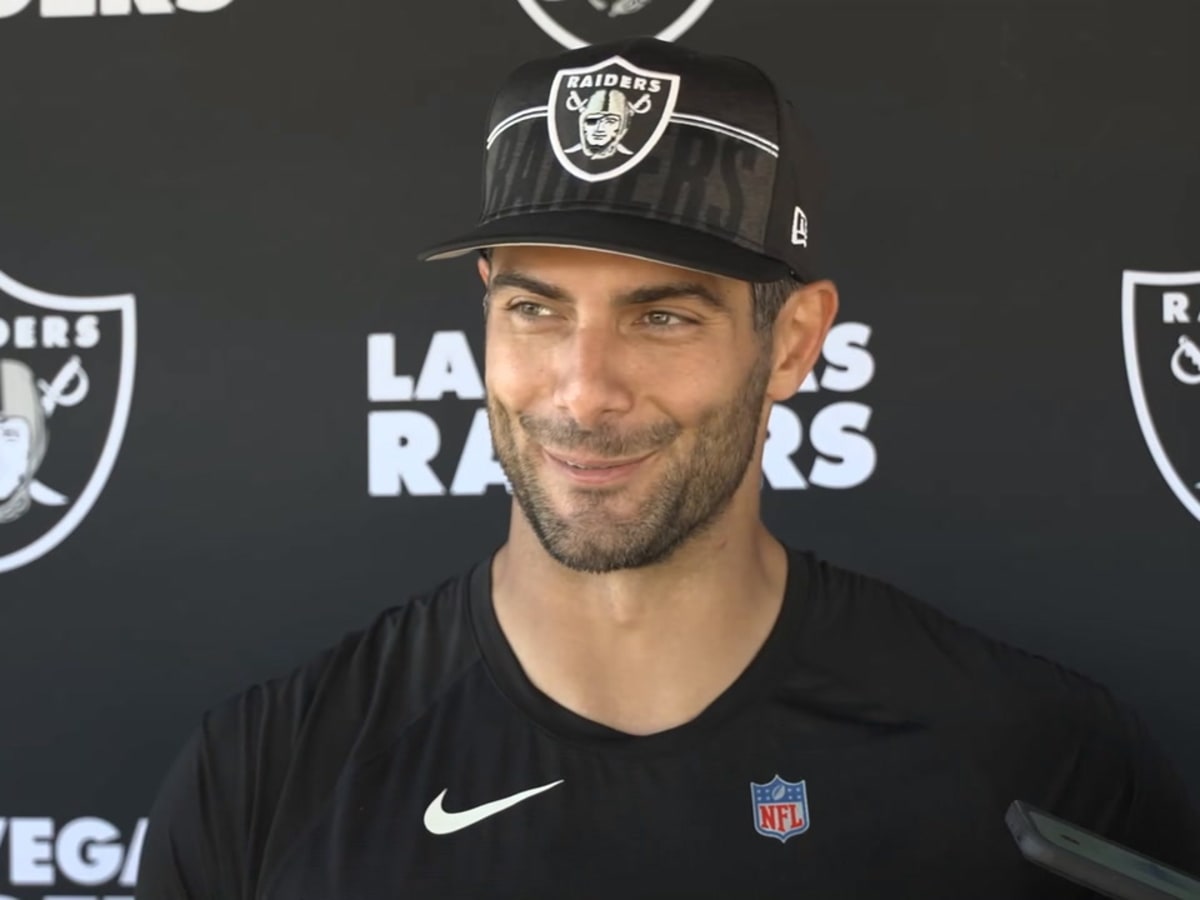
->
xmin=419 ymin=38 xmax=822 ymax=283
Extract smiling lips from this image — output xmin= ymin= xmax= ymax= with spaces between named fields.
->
xmin=542 ymin=448 xmax=653 ymax=485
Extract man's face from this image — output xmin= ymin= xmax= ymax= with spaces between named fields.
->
xmin=483 ymin=245 xmax=773 ymax=573
xmin=583 ymin=113 xmax=623 ymax=147
xmin=0 ymin=416 xmax=32 ymax=500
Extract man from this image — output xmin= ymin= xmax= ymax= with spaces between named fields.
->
xmin=137 ymin=38 xmax=1199 ymax=899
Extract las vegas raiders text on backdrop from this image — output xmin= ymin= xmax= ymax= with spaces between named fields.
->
xmin=1123 ymin=269 xmax=1200 ymax=524
xmin=517 ymin=0 xmax=715 ymax=48
xmin=0 ymin=0 xmax=233 ymax=18
xmin=0 ymin=271 xmax=136 ymax=574
xmin=365 ymin=323 xmax=876 ymax=498
xmin=0 ymin=816 xmax=145 ymax=900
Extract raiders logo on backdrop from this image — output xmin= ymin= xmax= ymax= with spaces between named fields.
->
xmin=517 ymin=0 xmax=714 ymax=48
xmin=1122 ymin=269 xmax=1200 ymax=524
xmin=0 ymin=270 xmax=135 ymax=573
xmin=548 ymin=55 xmax=681 ymax=182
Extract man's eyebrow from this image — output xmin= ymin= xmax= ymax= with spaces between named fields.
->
xmin=487 ymin=272 xmax=729 ymax=311
xmin=621 ymin=282 xmax=730 ymax=311
xmin=488 ymin=271 xmax=568 ymax=301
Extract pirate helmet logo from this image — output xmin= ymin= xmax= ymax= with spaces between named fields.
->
xmin=0 ymin=360 xmax=48 ymax=524
xmin=518 ymin=0 xmax=715 ymax=48
xmin=568 ymin=87 xmax=652 ymax=160
xmin=548 ymin=55 xmax=681 ymax=182
xmin=1122 ymin=270 xmax=1200 ymax=524
xmin=0 ymin=270 xmax=136 ymax=574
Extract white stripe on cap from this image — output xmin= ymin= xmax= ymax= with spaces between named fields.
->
xmin=668 ymin=113 xmax=780 ymax=157
xmin=487 ymin=106 xmax=550 ymax=149
xmin=484 ymin=108 xmax=779 ymax=157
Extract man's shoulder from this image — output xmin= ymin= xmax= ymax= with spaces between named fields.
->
xmin=791 ymin=552 xmax=1200 ymax=868
xmin=793 ymin=551 xmax=1126 ymax=736
xmin=137 ymin=561 xmax=491 ymax=900
xmin=202 ymin=559 xmax=485 ymax=751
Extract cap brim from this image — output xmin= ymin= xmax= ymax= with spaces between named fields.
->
xmin=418 ymin=211 xmax=793 ymax=283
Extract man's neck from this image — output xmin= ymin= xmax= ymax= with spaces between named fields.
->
xmin=490 ymin=513 xmax=789 ymax=736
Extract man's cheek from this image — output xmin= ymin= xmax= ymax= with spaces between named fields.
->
xmin=487 ymin=358 xmax=546 ymax=408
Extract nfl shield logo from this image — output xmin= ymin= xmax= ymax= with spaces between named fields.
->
xmin=0 ymin=270 xmax=136 ymax=573
xmin=1122 ymin=270 xmax=1200 ymax=523
xmin=548 ymin=55 xmax=681 ymax=183
xmin=517 ymin=0 xmax=716 ymax=49
xmin=750 ymin=775 xmax=810 ymax=843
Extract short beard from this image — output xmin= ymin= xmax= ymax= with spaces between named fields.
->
xmin=489 ymin=352 xmax=772 ymax=573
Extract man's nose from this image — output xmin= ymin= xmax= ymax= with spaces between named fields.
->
xmin=552 ymin=323 xmax=635 ymax=429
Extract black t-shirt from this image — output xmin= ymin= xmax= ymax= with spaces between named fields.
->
xmin=137 ymin=550 xmax=1200 ymax=899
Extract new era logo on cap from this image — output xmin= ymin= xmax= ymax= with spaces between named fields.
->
xmin=420 ymin=38 xmax=823 ymax=284
xmin=791 ymin=206 xmax=808 ymax=247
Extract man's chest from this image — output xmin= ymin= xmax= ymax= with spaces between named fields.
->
xmin=259 ymin=709 xmax=1066 ymax=899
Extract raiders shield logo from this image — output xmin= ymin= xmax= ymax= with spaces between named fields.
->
xmin=1122 ymin=269 xmax=1200 ymax=523
xmin=548 ymin=55 xmax=681 ymax=182
xmin=518 ymin=0 xmax=715 ymax=48
xmin=0 ymin=270 xmax=136 ymax=573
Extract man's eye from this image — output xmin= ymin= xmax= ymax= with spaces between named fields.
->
xmin=643 ymin=310 xmax=688 ymax=327
xmin=507 ymin=300 xmax=551 ymax=318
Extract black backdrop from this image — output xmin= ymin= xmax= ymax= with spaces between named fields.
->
xmin=0 ymin=1 xmax=1197 ymax=896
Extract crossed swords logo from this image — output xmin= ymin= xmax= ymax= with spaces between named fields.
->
xmin=19 ymin=356 xmax=88 ymax=508
xmin=1170 ymin=334 xmax=1200 ymax=386
xmin=564 ymin=89 xmax=654 ymax=159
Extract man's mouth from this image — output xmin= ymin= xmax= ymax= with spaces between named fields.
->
xmin=544 ymin=451 xmax=650 ymax=470
xmin=541 ymin=448 xmax=655 ymax=484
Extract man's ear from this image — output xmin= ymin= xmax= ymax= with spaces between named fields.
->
xmin=476 ymin=253 xmax=491 ymax=286
xmin=766 ymin=280 xmax=839 ymax=402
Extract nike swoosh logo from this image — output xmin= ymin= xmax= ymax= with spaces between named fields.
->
xmin=423 ymin=779 xmax=564 ymax=835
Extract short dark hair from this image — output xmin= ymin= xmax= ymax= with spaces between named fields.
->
xmin=751 ymin=275 xmax=805 ymax=333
